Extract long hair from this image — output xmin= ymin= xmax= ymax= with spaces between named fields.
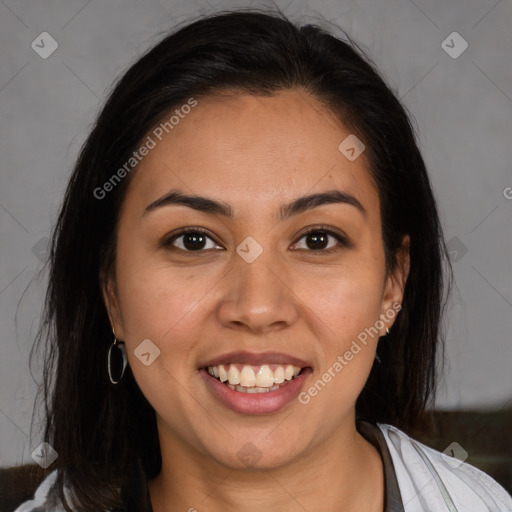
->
xmin=31 ymin=9 xmax=452 ymax=511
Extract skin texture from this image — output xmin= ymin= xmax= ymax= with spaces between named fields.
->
xmin=102 ymin=89 xmax=409 ymax=512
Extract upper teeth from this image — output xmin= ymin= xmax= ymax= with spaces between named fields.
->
xmin=207 ymin=364 xmax=301 ymax=388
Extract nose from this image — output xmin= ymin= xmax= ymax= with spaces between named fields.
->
xmin=217 ymin=247 xmax=299 ymax=334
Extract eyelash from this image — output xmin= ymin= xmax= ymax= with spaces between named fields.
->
xmin=161 ymin=225 xmax=351 ymax=254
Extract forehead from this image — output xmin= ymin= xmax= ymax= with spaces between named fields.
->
xmin=124 ymin=89 xmax=378 ymax=216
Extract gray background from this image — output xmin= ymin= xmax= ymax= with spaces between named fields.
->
xmin=1 ymin=0 xmax=511 ymax=467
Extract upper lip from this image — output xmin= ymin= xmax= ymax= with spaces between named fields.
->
xmin=200 ymin=351 xmax=310 ymax=368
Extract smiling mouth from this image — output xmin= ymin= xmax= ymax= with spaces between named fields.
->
xmin=204 ymin=363 xmax=304 ymax=394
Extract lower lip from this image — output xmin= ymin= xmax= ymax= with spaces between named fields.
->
xmin=199 ymin=367 xmax=312 ymax=415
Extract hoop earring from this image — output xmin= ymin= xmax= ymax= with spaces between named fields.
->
xmin=108 ymin=332 xmax=127 ymax=384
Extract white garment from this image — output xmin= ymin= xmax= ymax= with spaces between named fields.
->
xmin=13 ymin=423 xmax=512 ymax=512
xmin=12 ymin=469 xmax=60 ymax=512
xmin=378 ymin=423 xmax=512 ymax=511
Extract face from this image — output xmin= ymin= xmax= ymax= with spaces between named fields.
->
xmin=103 ymin=89 xmax=408 ymax=471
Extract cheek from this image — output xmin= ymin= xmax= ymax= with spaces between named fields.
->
xmin=298 ymin=284 xmax=380 ymax=428
xmin=294 ymin=263 xmax=384 ymax=413
xmin=302 ymin=262 xmax=385 ymax=342
xmin=111 ymin=262 xmax=213 ymax=407
xmin=114 ymin=246 xmax=215 ymax=341
xmin=112 ymin=257 xmax=212 ymax=416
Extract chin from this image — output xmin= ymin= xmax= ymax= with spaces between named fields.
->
xmin=197 ymin=427 xmax=309 ymax=471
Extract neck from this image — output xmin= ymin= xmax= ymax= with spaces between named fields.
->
xmin=148 ymin=417 xmax=384 ymax=512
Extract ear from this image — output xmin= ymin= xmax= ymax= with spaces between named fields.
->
xmin=379 ymin=234 xmax=410 ymax=334
xmin=99 ymin=269 xmax=125 ymax=341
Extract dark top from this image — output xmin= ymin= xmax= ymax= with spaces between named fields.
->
xmin=120 ymin=421 xmax=404 ymax=512
xmin=357 ymin=420 xmax=405 ymax=511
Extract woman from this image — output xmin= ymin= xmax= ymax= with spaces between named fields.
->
xmin=13 ymin=9 xmax=512 ymax=512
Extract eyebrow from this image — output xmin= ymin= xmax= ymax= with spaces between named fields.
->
xmin=141 ymin=188 xmax=366 ymax=221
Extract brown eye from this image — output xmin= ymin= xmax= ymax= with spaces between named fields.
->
xmin=292 ymin=228 xmax=350 ymax=252
xmin=163 ymin=229 xmax=223 ymax=252
xmin=304 ymin=232 xmax=330 ymax=250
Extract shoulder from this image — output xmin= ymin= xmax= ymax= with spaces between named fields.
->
xmin=1 ymin=466 xmax=61 ymax=512
xmin=6 ymin=465 xmax=141 ymax=512
xmin=377 ymin=423 xmax=512 ymax=512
